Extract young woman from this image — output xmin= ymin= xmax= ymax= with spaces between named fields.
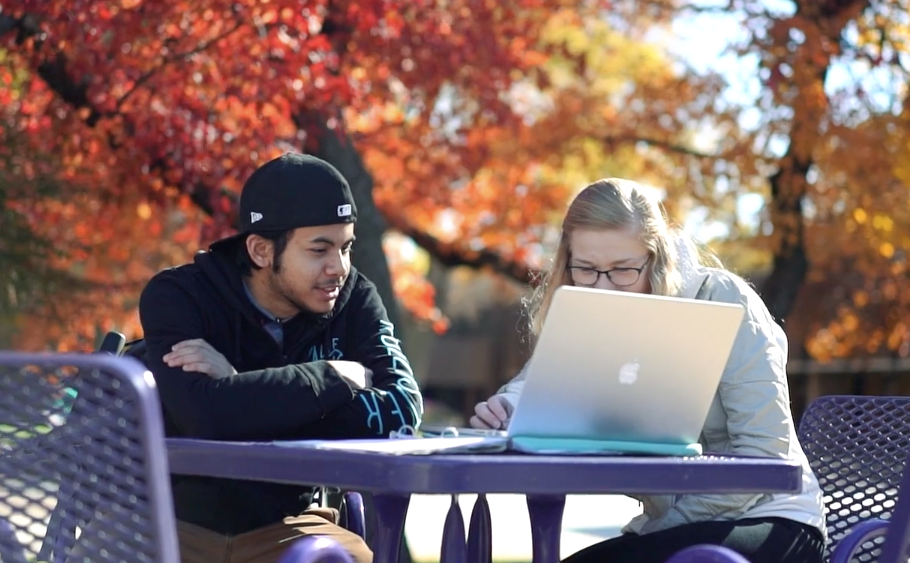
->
xmin=470 ymin=178 xmax=826 ymax=563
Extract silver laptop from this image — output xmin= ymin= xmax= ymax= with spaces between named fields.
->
xmin=507 ymin=285 xmax=745 ymax=452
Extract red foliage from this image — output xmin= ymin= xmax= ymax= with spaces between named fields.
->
xmin=0 ymin=1 xmax=606 ymax=347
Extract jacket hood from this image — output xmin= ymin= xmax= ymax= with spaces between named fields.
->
xmin=675 ymin=235 xmax=711 ymax=300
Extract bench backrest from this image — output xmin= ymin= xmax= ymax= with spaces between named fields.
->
xmin=0 ymin=352 xmax=178 ymax=563
xmin=798 ymin=394 xmax=910 ymax=561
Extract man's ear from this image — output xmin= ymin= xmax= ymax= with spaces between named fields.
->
xmin=245 ymin=235 xmax=273 ymax=269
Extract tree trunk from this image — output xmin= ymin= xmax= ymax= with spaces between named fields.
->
xmin=299 ymin=112 xmax=401 ymax=330
xmin=761 ymin=162 xmax=811 ymax=324
xmin=758 ymin=2 xmax=853 ymax=324
xmin=300 ymin=113 xmax=413 ymax=562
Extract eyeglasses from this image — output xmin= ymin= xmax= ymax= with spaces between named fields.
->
xmin=566 ymin=255 xmax=651 ymax=288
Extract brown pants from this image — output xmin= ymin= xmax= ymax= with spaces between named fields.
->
xmin=69 ymin=507 xmax=372 ymax=563
xmin=177 ymin=507 xmax=373 ymax=563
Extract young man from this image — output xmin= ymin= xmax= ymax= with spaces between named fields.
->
xmin=138 ymin=153 xmax=423 ymax=563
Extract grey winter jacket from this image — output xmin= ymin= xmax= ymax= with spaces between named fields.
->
xmin=494 ymin=265 xmax=827 ymax=538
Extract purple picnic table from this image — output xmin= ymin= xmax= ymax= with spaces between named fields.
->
xmin=167 ymin=438 xmax=802 ymax=563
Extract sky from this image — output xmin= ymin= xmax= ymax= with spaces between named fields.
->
xmin=405 ymin=1 xmax=896 ymax=263
xmin=670 ymin=0 xmax=904 ymax=242
xmin=416 ymin=5 xmax=773 ymax=257
xmin=668 ymin=7 xmax=767 ymax=242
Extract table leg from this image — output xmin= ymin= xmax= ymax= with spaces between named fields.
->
xmin=440 ymin=495 xmax=466 ymax=563
xmin=526 ymin=494 xmax=566 ymax=563
xmin=466 ymin=494 xmax=492 ymax=563
xmin=372 ymin=493 xmax=411 ymax=563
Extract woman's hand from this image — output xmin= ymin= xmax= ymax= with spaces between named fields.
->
xmin=470 ymin=395 xmax=513 ymax=430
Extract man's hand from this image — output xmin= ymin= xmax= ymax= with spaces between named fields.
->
xmin=163 ymin=339 xmax=237 ymax=380
xmin=470 ymin=395 xmax=513 ymax=430
xmin=327 ymin=360 xmax=372 ymax=390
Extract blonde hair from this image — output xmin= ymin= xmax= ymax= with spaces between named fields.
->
xmin=524 ymin=178 xmax=720 ymax=338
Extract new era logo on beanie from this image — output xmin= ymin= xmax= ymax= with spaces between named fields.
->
xmin=210 ymin=153 xmax=357 ymax=252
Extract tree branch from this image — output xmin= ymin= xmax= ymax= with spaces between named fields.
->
xmin=4 ymin=10 xmax=540 ymax=288
xmin=115 ymin=20 xmax=246 ymax=111
xmin=188 ymin=183 xmax=538 ymax=285
xmin=605 ymin=135 xmax=718 ymax=159
xmin=387 ymin=217 xmax=537 ymax=285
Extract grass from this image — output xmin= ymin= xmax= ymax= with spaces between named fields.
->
xmin=0 ymin=422 xmax=53 ymax=449
xmin=0 ymin=423 xmax=53 ymax=436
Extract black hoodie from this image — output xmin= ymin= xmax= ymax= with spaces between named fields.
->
xmin=138 ymin=248 xmax=423 ymax=534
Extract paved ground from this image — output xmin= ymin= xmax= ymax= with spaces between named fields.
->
xmin=403 ymin=494 xmax=642 ymax=562
xmin=0 ymin=479 xmax=57 ymax=556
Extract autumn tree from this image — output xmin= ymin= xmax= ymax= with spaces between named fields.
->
xmin=0 ymin=45 xmax=206 ymax=350
xmin=4 ymin=0 xmax=748 ymax=350
xmin=0 ymin=1 xmax=773 ymax=350
xmin=0 ymin=130 xmax=68 ymax=347
xmin=0 ymin=51 xmax=160 ymax=349
xmin=453 ymin=0 xmax=910 ymax=361
xmin=0 ymin=0 xmax=624 ymax=347
xmin=5 ymin=0 xmax=908 ymax=364
xmin=587 ymin=0 xmax=910 ymax=362
xmin=362 ymin=6 xmax=767 ymax=278
xmin=718 ymin=0 xmax=910 ymax=359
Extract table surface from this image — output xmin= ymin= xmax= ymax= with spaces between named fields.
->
xmin=166 ymin=438 xmax=803 ymax=495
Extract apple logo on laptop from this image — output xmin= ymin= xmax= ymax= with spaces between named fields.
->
xmin=618 ymin=360 xmax=640 ymax=385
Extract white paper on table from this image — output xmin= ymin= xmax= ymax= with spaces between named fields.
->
xmin=273 ymin=436 xmax=510 ymax=455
